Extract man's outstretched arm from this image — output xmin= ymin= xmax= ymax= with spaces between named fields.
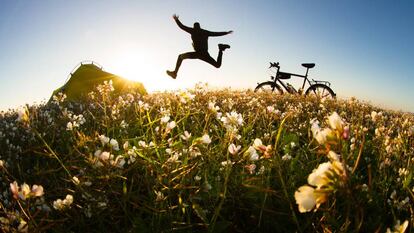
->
xmin=173 ymin=14 xmax=192 ymax=33
xmin=207 ymin=30 xmax=233 ymax=37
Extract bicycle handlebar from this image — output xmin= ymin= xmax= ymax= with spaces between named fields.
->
xmin=269 ymin=62 xmax=280 ymax=68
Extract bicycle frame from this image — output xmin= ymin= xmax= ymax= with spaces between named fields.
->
xmin=270 ymin=66 xmax=313 ymax=93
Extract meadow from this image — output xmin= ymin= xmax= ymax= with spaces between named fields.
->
xmin=0 ymin=81 xmax=413 ymax=232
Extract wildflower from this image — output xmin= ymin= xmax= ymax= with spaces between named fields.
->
xmin=166 ymin=121 xmax=176 ymax=132
xmin=208 ymin=101 xmax=220 ymax=112
xmin=112 ymin=155 xmax=126 ymax=168
xmin=246 ymin=146 xmax=259 ymax=161
xmin=99 ymin=135 xmax=110 ymax=146
xmin=194 ymin=175 xmax=202 ymax=181
xmin=31 ymin=184 xmax=44 ymax=197
xmin=201 ymin=134 xmax=211 ymax=144
xmin=342 ymin=125 xmax=350 ymax=139
xmin=371 ymin=111 xmax=378 ymax=122
xmin=252 ymin=139 xmax=272 ymax=158
xmin=10 ymin=181 xmax=44 ymax=200
xmin=16 ymin=106 xmax=29 ymax=123
xmin=120 ymin=120 xmax=128 ymax=128
xmin=327 ymin=112 xmax=345 ymax=131
xmin=0 ymin=160 xmax=4 ymax=168
xmin=180 ymin=131 xmax=191 ymax=141
xmin=221 ymin=111 xmax=243 ymax=132
xmin=327 ymin=151 xmax=340 ymax=161
xmin=110 ymin=138 xmax=119 ymax=151
xmin=72 ymin=176 xmax=80 ymax=185
xmin=161 ymin=115 xmax=170 ymax=124
xmin=307 ymin=162 xmax=332 ymax=189
xmin=53 ymin=194 xmax=73 ymax=210
xmin=66 ymin=122 xmax=73 ymax=131
xmin=245 ymin=164 xmax=256 ymax=174
xmin=10 ymin=181 xmax=19 ymax=199
xmin=228 ymin=143 xmax=241 ymax=155
xmin=138 ymin=140 xmax=147 ymax=148
xmin=95 ymin=151 xmax=113 ymax=161
xmin=123 ymin=141 xmax=129 ymax=150
xmin=294 ymin=185 xmax=317 ymax=213
xmin=282 ymin=154 xmax=292 ymax=161
xmin=312 ymin=125 xmax=332 ymax=145
xmin=221 ymin=160 xmax=235 ymax=167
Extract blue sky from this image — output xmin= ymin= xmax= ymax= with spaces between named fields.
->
xmin=0 ymin=0 xmax=413 ymax=112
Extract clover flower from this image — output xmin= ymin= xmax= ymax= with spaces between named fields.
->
xmin=294 ymin=185 xmax=317 ymax=213
xmin=110 ymin=138 xmax=119 ymax=151
xmin=180 ymin=131 xmax=191 ymax=141
xmin=10 ymin=181 xmax=44 ymax=200
xmin=246 ymin=146 xmax=259 ymax=161
xmin=99 ymin=135 xmax=110 ymax=146
xmin=201 ymin=134 xmax=211 ymax=144
xmin=228 ymin=143 xmax=241 ymax=155
xmin=53 ymin=194 xmax=73 ymax=210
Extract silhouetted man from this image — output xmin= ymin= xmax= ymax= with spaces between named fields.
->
xmin=167 ymin=14 xmax=233 ymax=79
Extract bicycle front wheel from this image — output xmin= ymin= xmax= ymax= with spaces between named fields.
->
xmin=254 ymin=81 xmax=283 ymax=94
xmin=305 ymin=84 xmax=336 ymax=100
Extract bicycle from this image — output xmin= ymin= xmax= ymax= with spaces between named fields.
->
xmin=255 ymin=62 xmax=336 ymax=99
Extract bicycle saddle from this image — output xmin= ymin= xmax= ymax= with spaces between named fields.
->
xmin=302 ymin=63 xmax=315 ymax=68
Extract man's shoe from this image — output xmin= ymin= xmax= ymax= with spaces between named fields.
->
xmin=218 ymin=44 xmax=231 ymax=51
xmin=166 ymin=70 xmax=177 ymax=79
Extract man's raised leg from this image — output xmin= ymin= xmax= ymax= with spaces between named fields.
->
xmin=167 ymin=52 xmax=198 ymax=79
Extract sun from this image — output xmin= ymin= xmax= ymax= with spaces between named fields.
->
xmin=107 ymin=49 xmax=187 ymax=93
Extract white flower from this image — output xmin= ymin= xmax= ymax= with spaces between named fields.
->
xmin=245 ymin=164 xmax=256 ymax=174
xmin=307 ymin=162 xmax=332 ymax=189
xmin=201 ymin=134 xmax=211 ymax=144
xmin=166 ymin=121 xmax=176 ymax=132
xmin=110 ymin=138 xmax=119 ymax=151
xmin=228 ymin=143 xmax=241 ymax=155
xmin=221 ymin=160 xmax=235 ymax=167
xmin=327 ymin=151 xmax=340 ymax=161
xmin=72 ymin=176 xmax=80 ymax=185
xmin=96 ymin=151 xmax=112 ymax=161
xmin=327 ymin=112 xmax=344 ymax=131
xmin=208 ymin=102 xmax=220 ymax=112
xmin=66 ymin=122 xmax=73 ymax=131
xmin=138 ymin=140 xmax=147 ymax=148
xmin=194 ymin=175 xmax=202 ymax=181
xmin=371 ymin=111 xmax=378 ymax=122
xmin=31 ymin=185 xmax=44 ymax=197
xmin=123 ymin=141 xmax=129 ymax=150
xmin=221 ymin=111 xmax=243 ymax=132
xmin=99 ymin=135 xmax=110 ymax=145
xmin=253 ymin=138 xmax=263 ymax=149
xmin=16 ymin=106 xmax=29 ymax=123
xmin=53 ymin=194 xmax=74 ymax=210
xmin=247 ymin=146 xmax=259 ymax=161
xmin=294 ymin=185 xmax=317 ymax=213
xmin=282 ymin=154 xmax=292 ymax=161
xmin=180 ymin=131 xmax=191 ymax=141
xmin=19 ymin=183 xmax=31 ymax=200
xmin=161 ymin=115 xmax=170 ymax=124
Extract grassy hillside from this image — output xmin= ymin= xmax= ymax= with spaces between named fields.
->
xmin=0 ymin=82 xmax=413 ymax=232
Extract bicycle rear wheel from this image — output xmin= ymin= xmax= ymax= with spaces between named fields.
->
xmin=254 ymin=81 xmax=283 ymax=94
xmin=305 ymin=84 xmax=336 ymax=100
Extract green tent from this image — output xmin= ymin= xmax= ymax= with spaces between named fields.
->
xmin=50 ymin=61 xmax=146 ymax=101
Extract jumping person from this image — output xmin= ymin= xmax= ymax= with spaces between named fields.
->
xmin=167 ymin=14 xmax=233 ymax=79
